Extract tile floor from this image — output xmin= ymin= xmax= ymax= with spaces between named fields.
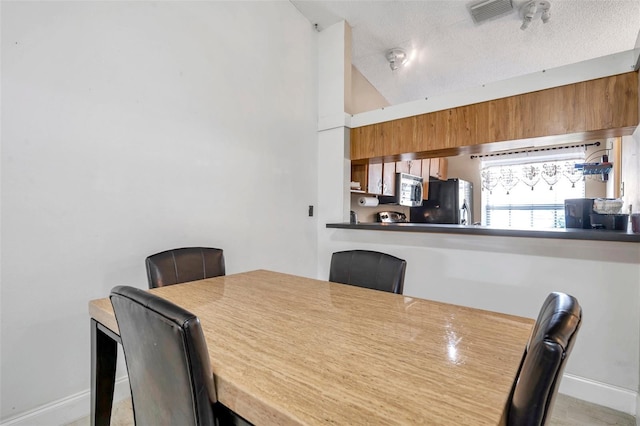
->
xmin=66 ymin=393 xmax=635 ymax=426
xmin=549 ymin=394 xmax=636 ymax=426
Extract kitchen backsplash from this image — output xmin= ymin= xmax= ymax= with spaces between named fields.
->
xmin=350 ymin=193 xmax=410 ymax=223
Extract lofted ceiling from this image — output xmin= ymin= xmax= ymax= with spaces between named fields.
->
xmin=291 ymin=0 xmax=640 ymax=107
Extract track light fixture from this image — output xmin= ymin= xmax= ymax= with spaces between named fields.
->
xmin=520 ymin=0 xmax=551 ymax=30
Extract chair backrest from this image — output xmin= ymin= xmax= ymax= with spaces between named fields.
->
xmin=508 ymin=292 xmax=582 ymax=426
xmin=110 ymin=285 xmax=218 ymax=426
xmin=145 ymin=247 xmax=225 ymax=289
xmin=329 ymin=250 xmax=406 ymax=294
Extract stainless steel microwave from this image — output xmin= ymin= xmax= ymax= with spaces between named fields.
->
xmin=379 ymin=173 xmax=423 ymax=207
xmin=397 ymin=173 xmax=423 ymax=206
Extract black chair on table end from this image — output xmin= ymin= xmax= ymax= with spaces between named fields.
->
xmin=110 ymin=285 xmax=250 ymax=426
xmin=507 ymin=291 xmax=582 ymax=426
xmin=145 ymin=247 xmax=225 ymax=289
xmin=329 ymin=250 xmax=406 ymax=295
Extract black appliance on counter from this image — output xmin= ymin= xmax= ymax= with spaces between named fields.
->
xmin=564 ymin=198 xmax=594 ymax=229
xmin=590 ymin=213 xmax=628 ymax=231
xmin=410 ymin=179 xmax=473 ymax=224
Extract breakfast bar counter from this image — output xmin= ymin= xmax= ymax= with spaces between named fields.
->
xmin=326 ymin=222 xmax=640 ymax=243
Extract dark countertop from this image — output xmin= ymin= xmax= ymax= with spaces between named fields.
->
xmin=326 ymin=222 xmax=640 ymax=243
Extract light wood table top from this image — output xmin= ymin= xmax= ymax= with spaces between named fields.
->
xmin=89 ymin=269 xmax=533 ymax=425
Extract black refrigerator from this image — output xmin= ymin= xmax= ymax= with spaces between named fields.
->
xmin=410 ymin=178 xmax=473 ymax=224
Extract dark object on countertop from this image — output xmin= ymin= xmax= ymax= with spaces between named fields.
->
xmin=589 ymin=214 xmax=628 ymax=231
xmin=631 ymin=214 xmax=640 ymax=233
xmin=508 ymin=292 xmax=582 ymax=426
xmin=145 ymin=247 xmax=225 ymax=289
xmin=329 ymin=250 xmax=406 ymax=294
xmin=377 ymin=211 xmax=407 ymax=223
xmin=564 ymin=198 xmax=594 ymax=229
xmin=110 ymin=286 xmax=251 ymax=426
xmin=350 ymin=210 xmax=358 ymax=224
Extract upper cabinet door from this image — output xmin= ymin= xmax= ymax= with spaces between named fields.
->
xmin=382 ymin=162 xmax=396 ymax=195
xmin=367 ymin=163 xmax=383 ymax=195
xmin=430 ymin=158 xmax=448 ymax=181
xmin=396 ymin=160 xmax=422 ymax=176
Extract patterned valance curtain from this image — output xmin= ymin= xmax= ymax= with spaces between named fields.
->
xmin=480 ymin=147 xmax=586 ymax=195
xmin=479 ymin=148 xmax=586 ymax=228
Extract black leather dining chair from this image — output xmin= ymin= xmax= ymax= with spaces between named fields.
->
xmin=145 ymin=247 xmax=225 ymax=289
xmin=507 ymin=292 xmax=582 ymax=426
xmin=329 ymin=250 xmax=406 ymax=294
xmin=110 ymin=285 xmax=250 ymax=425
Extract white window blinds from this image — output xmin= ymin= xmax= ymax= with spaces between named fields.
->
xmin=480 ymin=149 xmax=586 ymax=229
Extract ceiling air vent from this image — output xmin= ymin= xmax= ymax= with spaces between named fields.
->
xmin=468 ymin=0 xmax=513 ymax=24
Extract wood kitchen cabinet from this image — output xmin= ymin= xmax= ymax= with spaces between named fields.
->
xmin=395 ymin=160 xmax=422 ymax=176
xmin=350 ymin=72 xmax=639 ymax=162
xmin=350 ymin=163 xmax=368 ymax=192
xmin=367 ymin=163 xmax=383 ymax=194
xmin=430 ymin=158 xmax=448 ymax=180
xmin=350 ymin=125 xmax=378 ymax=160
xmin=382 ymin=162 xmax=396 ymax=195
xmin=366 ymin=161 xmax=396 ymax=195
xmin=350 ymin=161 xmax=397 ymax=195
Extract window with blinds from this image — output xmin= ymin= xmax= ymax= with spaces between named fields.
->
xmin=481 ymin=157 xmax=586 ymax=229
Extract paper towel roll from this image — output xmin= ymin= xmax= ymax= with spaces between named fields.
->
xmin=358 ymin=197 xmax=379 ymax=207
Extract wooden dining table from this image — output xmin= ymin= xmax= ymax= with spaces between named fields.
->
xmin=89 ymin=269 xmax=534 ymax=425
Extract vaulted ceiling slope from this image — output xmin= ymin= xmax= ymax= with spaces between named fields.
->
xmin=291 ymin=0 xmax=640 ymax=106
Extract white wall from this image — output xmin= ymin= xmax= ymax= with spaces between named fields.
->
xmin=350 ymin=66 xmax=390 ymax=114
xmin=316 ymin=22 xmax=351 ymax=277
xmin=1 ymin=1 xmax=317 ymax=422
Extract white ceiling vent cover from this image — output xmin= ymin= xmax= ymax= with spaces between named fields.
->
xmin=468 ymin=0 xmax=514 ymax=24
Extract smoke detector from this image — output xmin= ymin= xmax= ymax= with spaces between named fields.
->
xmin=468 ymin=0 xmax=514 ymax=24
xmin=386 ymin=48 xmax=408 ymax=71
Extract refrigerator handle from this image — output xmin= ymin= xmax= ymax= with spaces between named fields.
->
xmin=415 ymin=182 xmax=423 ymax=201
xmin=460 ymin=199 xmax=469 ymax=225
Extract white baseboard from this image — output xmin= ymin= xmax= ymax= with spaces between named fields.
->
xmin=559 ymin=373 xmax=637 ymax=416
xmin=0 ymin=377 xmax=130 ymax=426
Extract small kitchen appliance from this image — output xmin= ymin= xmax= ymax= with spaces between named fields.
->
xmin=564 ymin=198 xmax=594 ymax=229
xmin=589 ymin=213 xmax=628 ymax=231
xmin=378 ymin=173 xmax=423 ymax=207
xmin=377 ymin=211 xmax=408 ymax=223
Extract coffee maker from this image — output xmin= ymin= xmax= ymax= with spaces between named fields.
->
xmin=564 ymin=198 xmax=594 ymax=229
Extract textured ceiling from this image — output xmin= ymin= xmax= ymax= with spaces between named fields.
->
xmin=291 ymin=0 xmax=640 ymax=106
